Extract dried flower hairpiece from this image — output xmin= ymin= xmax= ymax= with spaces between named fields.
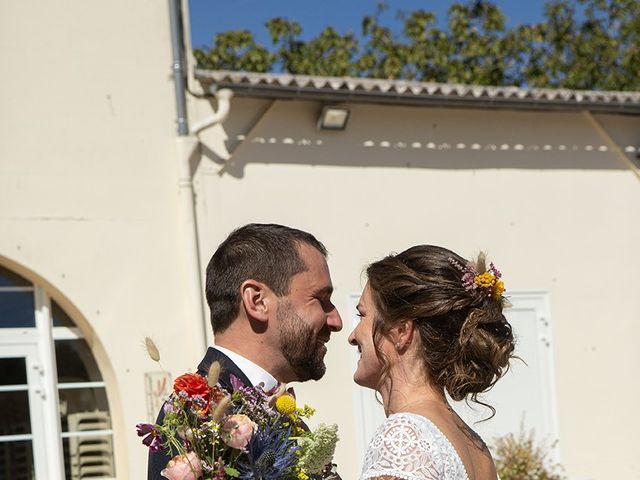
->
xmin=448 ymin=255 xmax=505 ymax=300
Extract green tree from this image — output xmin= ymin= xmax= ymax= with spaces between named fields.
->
xmin=267 ymin=18 xmax=359 ymax=76
xmin=193 ymin=0 xmax=640 ymax=91
xmin=356 ymin=3 xmax=409 ymax=80
xmin=525 ymin=0 xmax=640 ymax=90
xmin=194 ymin=30 xmax=274 ymax=72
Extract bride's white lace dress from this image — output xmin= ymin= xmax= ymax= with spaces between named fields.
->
xmin=361 ymin=412 xmax=469 ymax=480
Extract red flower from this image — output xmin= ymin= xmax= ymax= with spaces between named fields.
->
xmin=174 ymin=373 xmax=210 ymax=400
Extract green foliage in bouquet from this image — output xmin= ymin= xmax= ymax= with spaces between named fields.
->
xmin=492 ymin=428 xmax=564 ymax=480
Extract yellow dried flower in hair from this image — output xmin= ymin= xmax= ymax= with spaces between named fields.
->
xmin=474 ymin=272 xmax=496 ymax=288
xmin=493 ymin=280 xmax=505 ymax=299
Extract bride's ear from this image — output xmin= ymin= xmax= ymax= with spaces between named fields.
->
xmin=240 ymin=279 xmax=272 ymax=323
xmin=391 ymin=319 xmax=415 ymax=352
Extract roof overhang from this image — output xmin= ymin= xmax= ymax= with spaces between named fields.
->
xmin=195 ymin=69 xmax=640 ymax=115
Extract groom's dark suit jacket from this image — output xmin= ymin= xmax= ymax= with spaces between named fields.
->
xmin=147 ymin=347 xmax=253 ymax=480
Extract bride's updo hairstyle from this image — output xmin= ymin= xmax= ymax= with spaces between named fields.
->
xmin=367 ymin=245 xmax=515 ymax=409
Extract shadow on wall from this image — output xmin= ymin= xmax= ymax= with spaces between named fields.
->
xmin=196 ymin=98 xmax=640 ymax=178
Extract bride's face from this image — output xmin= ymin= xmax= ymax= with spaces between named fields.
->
xmin=348 ymin=283 xmax=394 ymax=390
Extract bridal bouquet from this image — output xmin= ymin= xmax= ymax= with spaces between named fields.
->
xmin=136 ymin=361 xmax=338 ymax=480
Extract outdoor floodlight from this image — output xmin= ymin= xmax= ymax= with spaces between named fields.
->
xmin=317 ymin=106 xmax=350 ymax=130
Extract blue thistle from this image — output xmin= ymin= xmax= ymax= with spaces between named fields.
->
xmin=237 ymin=422 xmax=298 ymax=480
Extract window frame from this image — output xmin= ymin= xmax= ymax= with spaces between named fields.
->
xmin=1 ymin=270 xmax=114 ymax=480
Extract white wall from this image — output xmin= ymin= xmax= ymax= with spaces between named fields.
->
xmin=0 ymin=2 xmax=204 ymax=478
xmin=194 ymin=97 xmax=640 ymax=480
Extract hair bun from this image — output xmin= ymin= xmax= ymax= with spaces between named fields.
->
xmin=444 ymin=304 xmax=514 ymax=403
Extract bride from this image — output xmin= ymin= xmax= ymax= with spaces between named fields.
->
xmin=349 ymin=245 xmax=515 ymax=480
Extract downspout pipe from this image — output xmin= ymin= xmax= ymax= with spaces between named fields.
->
xmin=169 ymin=0 xmax=234 ymax=352
xmin=169 ymin=0 xmax=206 ymax=352
xmin=190 ymin=88 xmax=234 ymax=135
xmin=169 ymin=0 xmax=188 ymax=136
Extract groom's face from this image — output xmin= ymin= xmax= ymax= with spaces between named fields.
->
xmin=276 ymin=243 xmax=342 ymax=382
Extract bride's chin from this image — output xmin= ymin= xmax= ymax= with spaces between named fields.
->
xmin=353 ymin=373 xmax=375 ymax=390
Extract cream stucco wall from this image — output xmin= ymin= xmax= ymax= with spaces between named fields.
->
xmin=2 ymin=1 xmax=639 ymax=479
xmin=1 ymin=2 xmax=205 ymax=478
xmin=193 ymin=97 xmax=640 ymax=480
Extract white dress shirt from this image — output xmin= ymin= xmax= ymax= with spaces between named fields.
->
xmin=213 ymin=345 xmax=278 ymax=391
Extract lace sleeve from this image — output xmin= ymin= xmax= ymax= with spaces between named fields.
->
xmin=361 ymin=414 xmax=442 ymax=480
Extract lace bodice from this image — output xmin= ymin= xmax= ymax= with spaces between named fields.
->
xmin=361 ymin=412 xmax=469 ymax=480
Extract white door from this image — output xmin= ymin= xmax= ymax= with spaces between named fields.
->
xmin=0 ymin=341 xmax=47 ymax=479
xmin=450 ymin=292 xmax=560 ymax=457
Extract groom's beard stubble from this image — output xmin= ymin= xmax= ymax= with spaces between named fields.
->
xmin=277 ymin=300 xmax=328 ymax=382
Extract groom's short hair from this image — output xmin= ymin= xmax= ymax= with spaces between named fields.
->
xmin=205 ymin=223 xmax=327 ymax=333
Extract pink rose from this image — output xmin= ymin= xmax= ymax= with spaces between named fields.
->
xmin=221 ymin=414 xmax=256 ymax=449
xmin=161 ymin=452 xmax=202 ymax=480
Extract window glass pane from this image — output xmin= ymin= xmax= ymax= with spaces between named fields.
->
xmin=0 ymin=440 xmax=34 ymax=480
xmin=0 ymin=265 xmax=31 ymax=288
xmin=0 ymin=391 xmax=31 ymax=435
xmin=0 ymin=357 xmax=27 ymax=385
xmin=62 ymin=434 xmax=115 ymax=480
xmin=0 ymin=292 xmax=35 ymax=328
xmin=52 ymin=301 xmax=75 ymax=328
xmin=59 ymin=388 xmax=110 ymax=433
xmin=55 ymin=339 xmax=103 ymax=383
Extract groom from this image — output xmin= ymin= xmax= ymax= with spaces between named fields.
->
xmin=148 ymin=223 xmax=343 ymax=478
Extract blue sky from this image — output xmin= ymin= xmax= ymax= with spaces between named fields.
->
xmin=188 ymin=0 xmax=549 ymax=49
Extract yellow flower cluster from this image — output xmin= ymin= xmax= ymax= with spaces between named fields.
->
xmin=298 ymin=404 xmax=316 ymax=417
xmin=474 ymin=272 xmax=506 ymax=300
xmin=275 ymin=394 xmax=317 ymax=436
xmin=474 ymin=272 xmax=496 ymax=288
xmin=292 ymin=404 xmax=315 ymax=435
xmin=493 ymin=280 xmax=505 ymax=299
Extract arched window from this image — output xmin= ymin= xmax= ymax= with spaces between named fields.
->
xmin=0 ymin=264 xmax=115 ymax=480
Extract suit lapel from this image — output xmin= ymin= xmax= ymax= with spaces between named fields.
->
xmin=196 ymin=346 xmax=253 ymax=390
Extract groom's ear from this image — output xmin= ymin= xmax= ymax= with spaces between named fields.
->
xmin=240 ymin=279 xmax=273 ymax=323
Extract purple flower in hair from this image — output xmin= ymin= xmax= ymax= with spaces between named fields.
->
xmin=461 ymin=272 xmax=477 ymax=291
xmin=489 ymin=262 xmax=502 ymax=278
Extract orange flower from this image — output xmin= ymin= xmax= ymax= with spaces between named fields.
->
xmin=174 ymin=373 xmax=210 ymax=398
xmin=174 ymin=373 xmax=211 ymax=413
